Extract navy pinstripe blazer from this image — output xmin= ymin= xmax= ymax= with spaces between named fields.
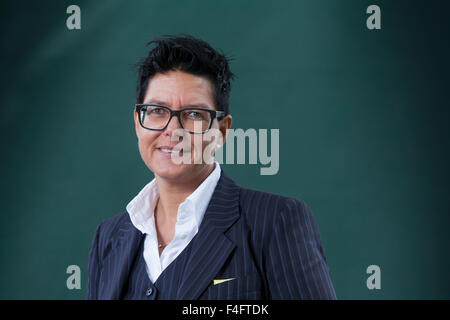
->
xmin=87 ymin=169 xmax=337 ymax=300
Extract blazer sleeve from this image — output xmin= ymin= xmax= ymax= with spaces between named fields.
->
xmin=264 ymin=198 xmax=337 ymax=299
xmin=86 ymin=224 xmax=102 ymax=300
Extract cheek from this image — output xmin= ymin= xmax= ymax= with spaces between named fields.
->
xmin=138 ymin=131 xmax=158 ymax=158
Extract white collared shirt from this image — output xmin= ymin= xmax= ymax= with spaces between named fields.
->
xmin=126 ymin=162 xmax=221 ymax=283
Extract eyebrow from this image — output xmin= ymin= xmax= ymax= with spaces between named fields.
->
xmin=145 ymin=99 xmax=212 ymax=109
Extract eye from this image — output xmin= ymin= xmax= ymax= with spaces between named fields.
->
xmin=186 ymin=111 xmax=204 ymax=120
xmin=149 ymin=107 xmax=165 ymax=114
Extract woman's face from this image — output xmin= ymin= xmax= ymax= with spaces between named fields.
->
xmin=134 ymin=70 xmax=230 ymax=183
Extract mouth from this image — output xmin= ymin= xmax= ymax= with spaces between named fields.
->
xmin=160 ymin=147 xmax=176 ymax=153
xmin=156 ymin=146 xmax=186 ymax=157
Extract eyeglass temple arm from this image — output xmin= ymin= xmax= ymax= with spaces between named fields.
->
xmin=216 ymin=111 xmax=226 ymax=119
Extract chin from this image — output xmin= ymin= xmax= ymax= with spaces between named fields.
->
xmin=152 ymin=161 xmax=191 ymax=181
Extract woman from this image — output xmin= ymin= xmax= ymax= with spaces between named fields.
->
xmin=87 ymin=35 xmax=336 ymax=300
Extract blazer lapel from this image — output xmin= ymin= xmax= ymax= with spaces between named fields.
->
xmin=99 ymin=215 xmax=143 ymax=299
xmin=177 ymin=170 xmax=241 ymax=299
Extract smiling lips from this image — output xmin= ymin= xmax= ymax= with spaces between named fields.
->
xmin=157 ymin=145 xmax=187 ymax=157
xmin=160 ymin=147 xmax=177 ymax=153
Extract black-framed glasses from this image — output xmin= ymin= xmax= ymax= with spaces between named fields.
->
xmin=135 ymin=104 xmax=226 ymax=134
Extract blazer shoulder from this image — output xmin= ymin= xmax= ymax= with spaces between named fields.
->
xmin=239 ymin=185 xmax=310 ymax=213
xmin=238 ymin=185 xmax=313 ymax=227
xmin=93 ymin=211 xmax=131 ymax=246
xmin=236 ymin=185 xmax=320 ymax=252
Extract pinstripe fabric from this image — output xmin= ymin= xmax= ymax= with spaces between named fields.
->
xmin=87 ymin=169 xmax=337 ymax=300
xmin=121 ymin=236 xmax=151 ymax=299
xmin=122 ymin=229 xmax=196 ymax=299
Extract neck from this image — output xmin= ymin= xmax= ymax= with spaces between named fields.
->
xmin=154 ymin=163 xmax=215 ymax=222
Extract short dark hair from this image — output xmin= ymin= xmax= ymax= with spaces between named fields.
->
xmin=135 ymin=34 xmax=235 ymax=116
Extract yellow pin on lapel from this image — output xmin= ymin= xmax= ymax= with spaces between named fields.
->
xmin=213 ymin=278 xmax=235 ymax=285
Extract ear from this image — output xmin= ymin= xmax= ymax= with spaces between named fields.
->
xmin=219 ymin=115 xmax=232 ymax=143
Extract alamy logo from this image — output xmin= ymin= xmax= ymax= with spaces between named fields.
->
xmin=66 ymin=265 xmax=81 ymax=290
xmin=66 ymin=5 xmax=81 ymax=30
xmin=366 ymin=265 xmax=381 ymax=290
xmin=366 ymin=5 xmax=381 ymax=30
xmin=167 ymin=126 xmax=280 ymax=175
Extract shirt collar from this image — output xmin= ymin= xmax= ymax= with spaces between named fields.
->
xmin=126 ymin=162 xmax=221 ymax=234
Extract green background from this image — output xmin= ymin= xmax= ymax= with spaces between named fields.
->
xmin=1 ymin=0 xmax=448 ymax=299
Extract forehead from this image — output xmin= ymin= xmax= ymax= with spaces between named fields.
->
xmin=143 ymin=70 xmax=215 ymax=108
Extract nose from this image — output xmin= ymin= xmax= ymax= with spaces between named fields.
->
xmin=163 ymin=113 xmax=183 ymax=137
